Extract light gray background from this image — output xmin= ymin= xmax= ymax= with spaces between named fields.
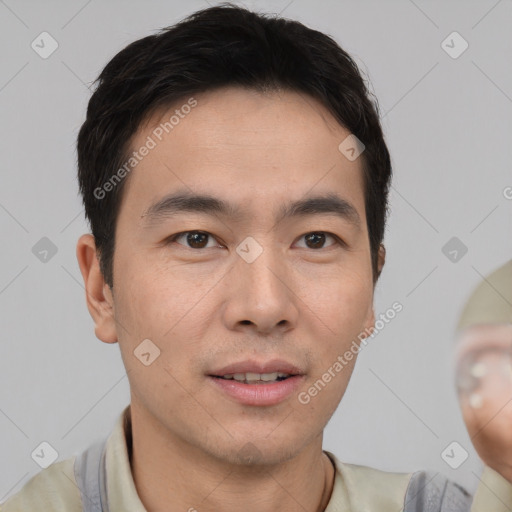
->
xmin=1 ymin=0 xmax=511 ymax=501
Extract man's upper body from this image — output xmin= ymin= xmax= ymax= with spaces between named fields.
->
xmin=5 ymin=5 xmax=511 ymax=512
xmin=2 ymin=404 xmax=512 ymax=512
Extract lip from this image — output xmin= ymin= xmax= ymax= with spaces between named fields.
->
xmin=208 ymin=374 xmax=305 ymax=406
xmin=209 ymin=359 xmax=305 ymax=377
xmin=207 ymin=358 xmax=306 ymax=407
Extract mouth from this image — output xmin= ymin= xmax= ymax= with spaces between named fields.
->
xmin=210 ymin=372 xmax=294 ymax=384
xmin=207 ymin=360 xmax=305 ymax=406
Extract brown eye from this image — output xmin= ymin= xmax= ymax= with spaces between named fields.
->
xmin=169 ymin=231 xmax=219 ymax=249
xmin=295 ymin=232 xmax=339 ymax=250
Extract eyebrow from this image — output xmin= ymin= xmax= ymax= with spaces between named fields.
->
xmin=140 ymin=189 xmax=361 ymax=230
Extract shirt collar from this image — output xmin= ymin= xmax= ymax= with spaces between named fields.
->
xmin=104 ymin=404 xmax=146 ymax=511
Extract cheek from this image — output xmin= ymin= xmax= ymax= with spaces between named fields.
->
xmin=116 ymin=253 xmax=194 ymax=332
xmin=113 ymin=262 xmax=213 ymax=381
xmin=304 ymin=268 xmax=373 ymax=336
xmin=297 ymin=355 xmax=357 ymax=428
xmin=296 ymin=272 xmax=370 ymax=408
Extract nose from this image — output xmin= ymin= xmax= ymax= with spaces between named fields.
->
xmin=221 ymin=244 xmax=299 ymax=336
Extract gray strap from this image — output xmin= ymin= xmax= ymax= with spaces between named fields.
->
xmin=404 ymin=470 xmax=472 ymax=511
xmin=73 ymin=437 xmax=109 ymax=512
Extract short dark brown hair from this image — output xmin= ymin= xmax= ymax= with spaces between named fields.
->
xmin=77 ymin=2 xmax=391 ymax=288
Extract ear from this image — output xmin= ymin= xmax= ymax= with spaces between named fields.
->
xmin=376 ymin=243 xmax=386 ymax=281
xmin=362 ymin=244 xmax=386 ymax=336
xmin=76 ymin=233 xmax=118 ymax=344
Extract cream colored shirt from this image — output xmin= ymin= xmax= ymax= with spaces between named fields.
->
xmin=1 ymin=405 xmax=511 ymax=511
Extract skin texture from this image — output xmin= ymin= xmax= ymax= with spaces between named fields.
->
xmin=455 ymin=323 xmax=512 ymax=484
xmin=76 ymin=86 xmax=386 ymax=512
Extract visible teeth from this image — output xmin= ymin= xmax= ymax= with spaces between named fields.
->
xmin=220 ymin=372 xmax=290 ymax=382
xmin=245 ymin=372 xmax=263 ymax=381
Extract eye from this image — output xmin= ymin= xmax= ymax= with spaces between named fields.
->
xmin=166 ymin=230 xmax=223 ymax=250
xmin=165 ymin=230 xmax=344 ymax=251
xmin=294 ymin=232 xmax=342 ymax=250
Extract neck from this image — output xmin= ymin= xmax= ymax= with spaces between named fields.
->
xmin=128 ymin=406 xmax=335 ymax=512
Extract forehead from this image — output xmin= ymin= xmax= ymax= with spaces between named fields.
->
xmin=120 ymin=86 xmax=366 ymax=225
xmin=139 ymin=86 xmax=351 ymax=154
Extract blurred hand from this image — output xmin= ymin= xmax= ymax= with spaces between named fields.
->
xmin=456 ymin=324 xmax=512 ymax=484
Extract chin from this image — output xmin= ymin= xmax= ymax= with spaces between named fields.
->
xmin=210 ymin=435 xmax=305 ymax=468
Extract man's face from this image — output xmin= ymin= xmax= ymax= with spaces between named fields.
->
xmin=104 ymin=86 xmax=379 ymax=465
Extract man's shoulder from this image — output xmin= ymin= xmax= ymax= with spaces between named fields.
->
xmin=327 ymin=453 xmax=473 ymax=511
xmin=0 ymin=456 xmax=82 ymax=512
xmin=333 ymin=456 xmax=414 ymax=508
